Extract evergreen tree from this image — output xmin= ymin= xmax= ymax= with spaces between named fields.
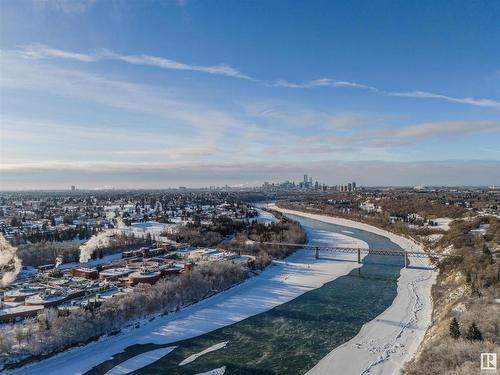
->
xmin=449 ymin=317 xmax=461 ymax=339
xmin=465 ymin=322 xmax=483 ymax=341
xmin=10 ymin=216 xmax=21 ymax=227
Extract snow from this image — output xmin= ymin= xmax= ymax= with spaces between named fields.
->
xmin=341 ymin=230 xmax=355 ymax=235
xmin=5 ymin=222 xmax=367 ymax=375
xmin=25 ymin=293 xmax=65 ymax=305
xmin=432 ymin=217 xmax=453 ymax=231
xmin=129 ymin=271 xmax=160 ymax=279
xmin=423 ymin=233 xmax=444 ymax=243
xmin=100 ymin=268 xmax=131 ymax=278
xmin=0 ymin=304 xmax=43 ymax=317
xmin=130 ymin=222 xmax=166 ymax=230
xmin=104 ymin=347 xmax=176 ymax=375
xmin=255 ymin=208 xmax=279 ymax=225
xmin=178 ymin=341 xmax=228 ymax=366
xmin=271 ymin=206 xmax=437 ymax=375
xmin=195 ymin=366 xmax=226 ymax=375
xmin=470 ymin=223 xmax=489 ymax=235
xmin=58 ymin=253 xmax=123 ymax=270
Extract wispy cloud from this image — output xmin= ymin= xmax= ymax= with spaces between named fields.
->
xmin=17 ymin=44 xmax=255 ymax=80
xmin=111 ymin=53 xmax=254 ymax=80
xmin=13 ymin=44 xmax=500 ymax=109
xmin=2 ymin=47 xmax=500 ymax=186
xmin=270 ymin=78 xmax=379 ymax=92
xmin=111 ymin=144 xmax=218 ymax=157
xmin=243 ymin=102 xmax=376 ymax=130
xmin=35 ymin=0 xmax=96 ymax=14
xmin=386 ymin=91 xmax=500 ymax=109
xmin=0 ymin=117 xmax=218 ymax=159
xmin=17 ymin=44 xmax=97 ymax=62
xmin=291 ymin=119 xmax=500 ymax=156
xmin=0 ymin=49 xmax=246 ymax=136
xmin=388 ymin=120 xmax=500 ymax=139
xmin=272 ymin=78 xmax=500 ymax=109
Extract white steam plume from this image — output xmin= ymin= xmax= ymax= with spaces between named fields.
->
xmin=78 ymin=231 xmax=113 ymax=263
xmin=78 ymin=211 xmax=126 ymax=263
xmin=0 ymin=235 xmax=22 ymax=287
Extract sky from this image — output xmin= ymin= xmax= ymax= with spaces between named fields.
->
xmin=0 ymin=0 xmax=499 ymax=189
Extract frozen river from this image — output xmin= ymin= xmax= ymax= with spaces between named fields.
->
xmin=85 ymin=212 xmax=405 ymax=375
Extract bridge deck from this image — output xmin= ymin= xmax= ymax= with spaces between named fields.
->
xmin=260 ymin=242 xmax=455 ymax=259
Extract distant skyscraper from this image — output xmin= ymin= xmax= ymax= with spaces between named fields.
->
xmin=348 ymin=183 xmax=352 ymax=192
xmin=352 ymin=182 xmax=357 ymax=191
xmin=303 ymin=174 xmax=308 ymax=186
xmin=71 ymin=185 xmax=76 ymax=191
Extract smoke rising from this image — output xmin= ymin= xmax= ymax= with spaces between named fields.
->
xmin=78 ymin=231 xmax=113 ymax=263
xmin=0 ymin=235 xmax=22 ymax=287
xmin=78 ymin=211 xmax=125 ymax=263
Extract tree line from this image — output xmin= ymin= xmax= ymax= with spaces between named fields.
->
xmin=0 ymin=261 xmax=247 ymax=370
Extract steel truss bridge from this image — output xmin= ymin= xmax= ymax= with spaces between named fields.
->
xmin=260 ymin=242 xmax=457 ymax=268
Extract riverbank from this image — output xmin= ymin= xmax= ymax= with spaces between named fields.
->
xmin=271 ymin=205 xmax=437 ymax=375
xmin=4 ymin=226 xmax=367 ymax=375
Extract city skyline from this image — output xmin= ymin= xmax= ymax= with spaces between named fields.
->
xmin=1 ymin=1 xmax=500 ymax=189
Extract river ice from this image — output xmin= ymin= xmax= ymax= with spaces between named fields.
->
xmin=179 ymin=341 xmax=228 ymax=366
xmin=272 ymin=206 xmax=437 ymax=375
xmin=5 ymin=223 xmax=367 ymax=375
xmin=103 ymin=347 xmax=176 ymax=375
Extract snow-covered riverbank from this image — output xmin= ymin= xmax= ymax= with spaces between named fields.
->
xmin=4 ymin=224 xmax=367 ymax=375
xmin=272 ymin=206 xmax=437 ymax=375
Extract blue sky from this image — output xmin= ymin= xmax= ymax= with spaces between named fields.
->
xmin=1 ymin=0 xmax=499 ymax=189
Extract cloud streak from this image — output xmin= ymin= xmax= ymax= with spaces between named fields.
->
xmin=270 ymin=78 xmax=379 ymax=92
xmin=14 ymin=44 xmax=500 ymax=109
xmin=18 ymin=44 xmax=97 ymax=62
xmin=386 ymin=91 xmax=500 ymax=109
xmin=17 ymin=44 xmax=255 ymax=80
xmin=272 ymin=79 xmax=500 ymax=110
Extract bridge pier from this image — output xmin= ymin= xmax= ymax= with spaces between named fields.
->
xmin=315 ymin=246 xmax=319 ymax=259
xmin=357 ymin=248 xmax=361 ymax=264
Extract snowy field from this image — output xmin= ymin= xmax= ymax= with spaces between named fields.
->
xmin=272 ymin=206 xmax=437 ymax=375
xmin=4 ymin=226 xmax=367 ymax=375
